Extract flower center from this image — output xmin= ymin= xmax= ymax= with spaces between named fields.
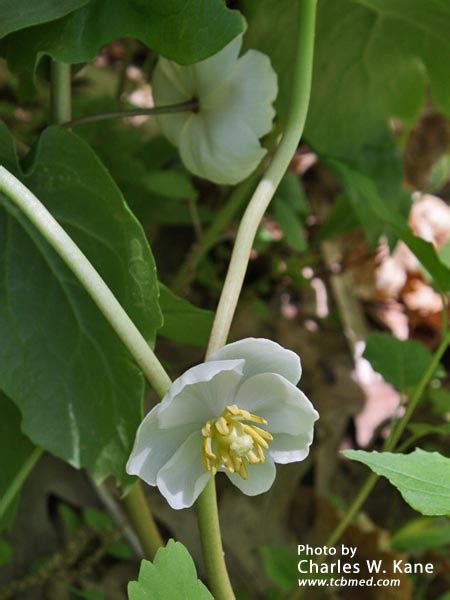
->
xmin=201 ymin=404 xmax=273 ymax=479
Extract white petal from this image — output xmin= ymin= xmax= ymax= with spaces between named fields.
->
xmin=269 ymin=432 xmax=315 ymax=464
xmin=208 ymin=338 xmax=302 ymax=384
xmin=156 ymin=431 xmax=210 ymax=509
xmin=225 ymin=456 xmax=276 ymax=496
xmin=233 ymin=372 xmax=319 ymax=435
xmin=157 ymin=359 xmax=244 ymax=428
xmin=152 ymin=58 xmax=194 ymax=145
xmin=220 ymin=49 xmax=277 ymax=138
xmin=179 ymin=110 xmax=266 ymax=184
xmin=194 ymin=36 xmax=242 ymax=97
xmin=126 ymin=404 xmax=196 ymax=485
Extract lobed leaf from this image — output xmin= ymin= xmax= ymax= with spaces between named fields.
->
xmin=128 ymin=540 xmax=213 ymax=600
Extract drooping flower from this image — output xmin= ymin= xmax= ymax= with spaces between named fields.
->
xmin=152 ymin=36 xmax=278 ymax=185
xmin=127 ymin=338 xmax=319 ymax=509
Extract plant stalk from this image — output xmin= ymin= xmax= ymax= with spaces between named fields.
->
xmin=63 ymin=100 xmax=197 ymax=128
xmin=195 ymin=2 xmax=318 ymax=599
xmin=123 ymin=481 xmax=164 ymax=559
xmin=206 ymin=0 xmax=317 ymax=356
xmin=50 ymin=61 xmax=72 ymax=124
xmin=196 ymin=478 xmax=235 ymax=600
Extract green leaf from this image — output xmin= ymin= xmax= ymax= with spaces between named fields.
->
xmin=259 ymin=545 xmax=297 ymax=592
xmin=143 ymin=170 xmax=197 ymax=201
xmin=158 ymin=284 xmax=213 ymax=347
xmin=0 ymin=392 xmax=35 ymax=531
xmin=343 ymin=449 xmax=450 ymax=516
xmin=391 ymin=517 xmax=450 ymax=552
xmin=363 ymin=333 xmax=434 ymax=392
xmin=245 ymin=0 xmax=450 ymax=155
xmin=329 ymin=160 xmax=450 ymax=290
xmin=128 ymin=539 xmax=213 ymax=600
xmin=2 ymin=0 xmax=244 ymax=74
xmin=0 ymin=0 xmax=89 ymax=39
xmin=0 ymin=124 xmax=162 ymax=486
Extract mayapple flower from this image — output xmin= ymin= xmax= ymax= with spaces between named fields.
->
xmin=127 ymin=338 xmax=319 ymax=509
xmin=152 ymin=35 xmax=278 ymax=185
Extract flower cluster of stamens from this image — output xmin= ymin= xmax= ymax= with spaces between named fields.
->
xmin=201 ymin=404 xmax=273 ymax=479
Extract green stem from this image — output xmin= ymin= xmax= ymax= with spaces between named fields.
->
xmin=172 ymin=170 xmax=260 ymax=293
xmin=50 ymin=61 xmax=72 ymax=124
xmin=206 ymin=0 xmax=317 ymax=355
xmin=197 ymin=478 xmax=234 ymax=600
xmin=0 ymin=168 xmax=172 ymax=399
xmin=324 ymin=328 xmax=450 ymax=549
xmin=195 ymin=2 xmax=318 ymax=599
xmin=123 ymin=481 xmax=163 ymax=559
xmin=0 ymin=167 xmax=170 ymax=557
xmin=0 ymin=447 xmax=43 ymax=522
xmin=62 ymin=100 xmax=197 ymax=129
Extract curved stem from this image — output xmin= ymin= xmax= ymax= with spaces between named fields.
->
xmin=206 ymin=0 xmax=317 ymax=355
xmin=0 ymin=447 xmax=43 ymax=523
xmin=62 ymin=100 xmax=197 ymax=129
xmin=0 ymin=166 xmax=169 ymax=558
xmin=50 ymin=61 xmax=72 ymax=124
xmin=324 ymin=327 xmax=450 ymax=549
xmin=195 ymin=2 xmax=318 ymax=599
xmin=0 ymin=168 xmax=171 ymax=399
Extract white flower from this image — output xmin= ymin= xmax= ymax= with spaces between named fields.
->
xmin=127 ymin=338 xmax=319 ymax=509
xmin=152 ymin=36 xmax=278 ymax=185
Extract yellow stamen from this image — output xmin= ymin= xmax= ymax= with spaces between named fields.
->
xmin=201 ymin=404 xmax=271 ymax=479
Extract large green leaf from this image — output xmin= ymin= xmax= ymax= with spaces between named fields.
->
xmin=128 ymin=540 xmax=213 ymax=600
xmin=0 ymin=124 xmax=162 ymax=485
xmin=344 ymin=449 xmax=450 ymax=516
xmin=244 ymin=0 xmax=450 ymax=156
xmin=1 ymin=0 xmax=244 ymax=72
xmin=0 ymin=0 xmax=89 ymax=39
xmin=363 ymin=333 xmax=435 ymax=393
xmin=0 ymin=392 xmax=35 ymax=530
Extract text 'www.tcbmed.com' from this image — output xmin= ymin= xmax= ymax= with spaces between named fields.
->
xmin=298 ymin=576 xmax=400 ymax=588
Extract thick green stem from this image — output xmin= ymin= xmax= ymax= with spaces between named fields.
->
xmin=324 ymin=328 xmax=450 ymax=549
xmin=0 ymin=168 xmax=172 ymax=398
xmin=197 ymin=478 xmax=234 ymax=600
xmin=0 ymin=447 xmax=43 ymax=523
xmin=63 ymin=100 xmax=197 ymax=129
xmin=206 ymin=0 xmax=317 ymax=355
xmin=123 ymin=481 xmax=164 ymax=559
xmin=50 ymin=61 xmax=72 ymax=124
xmin=195 ymin=2 xmax=318 ymax=599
